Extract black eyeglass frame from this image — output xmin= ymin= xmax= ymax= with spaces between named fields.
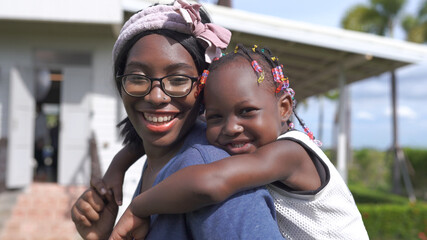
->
xmin=117 ymin=74 xmax=199 ymax=98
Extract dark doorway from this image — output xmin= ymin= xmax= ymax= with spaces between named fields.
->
xmin=33 ymin=70 xmax=62 ymax=182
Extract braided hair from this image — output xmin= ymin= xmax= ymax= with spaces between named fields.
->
xmin=204 ymin=44 xmax=321 ymax=146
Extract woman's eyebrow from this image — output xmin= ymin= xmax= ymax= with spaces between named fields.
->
xmin=125 ymin=62 xmax=195 ymax=72
xmin=164 ymin=62 xmax=195 ymax=72
xmin=125 ymin=61 xmax=147 ymax=69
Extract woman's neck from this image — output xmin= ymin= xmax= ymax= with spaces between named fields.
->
xmin=143 ymin=140 xmax=186 ymax=172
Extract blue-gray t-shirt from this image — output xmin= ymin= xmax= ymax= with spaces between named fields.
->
xmin=135 ymin=120 xmax=283 ymax=239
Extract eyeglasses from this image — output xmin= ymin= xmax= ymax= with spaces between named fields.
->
xmin=117 ymin=74 xmax=198 ymax=98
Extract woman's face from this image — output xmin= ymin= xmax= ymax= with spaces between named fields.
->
xmin=121 ymin=34 xmax=200 ymax=156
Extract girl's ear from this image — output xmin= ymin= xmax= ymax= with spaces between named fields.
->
xmin=278 ymin=94 xmax=293 ymax=123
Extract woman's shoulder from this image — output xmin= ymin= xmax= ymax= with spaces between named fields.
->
xmin=166 ymin=120 xmax=230 ymax=169
xmin=180 ymin=141 xmax=229 ymax=166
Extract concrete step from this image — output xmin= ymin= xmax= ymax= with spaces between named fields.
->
xmin=0 ymin=183 xmax=86 ymax=240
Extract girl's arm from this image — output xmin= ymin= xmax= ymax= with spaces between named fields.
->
xmin=130 ymin=139 xmax=320 ymax=218
xmin=92 ymin=144 xmax=145 ymax=206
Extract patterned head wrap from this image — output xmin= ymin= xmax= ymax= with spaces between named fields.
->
xmin=112 ymin=0 xmax=231 ymax=63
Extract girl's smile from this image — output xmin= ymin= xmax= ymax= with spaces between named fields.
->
xmin=205 ymin=56 xmax=288 ymax=155
xmin=222 ymin=141 xmax=254 ymax=155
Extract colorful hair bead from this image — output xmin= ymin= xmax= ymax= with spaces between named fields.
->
xmin=234 ymin=45 xmax=239 ymax=53
xmin=272 ymin=67 xmax=281 ymax=83
xmin=283 ymin=77 xmax=289 ymax=86
xmin=252 ymin=45 xmax=258 ymax=52
xmin=288 ymin=122 xmax=295 ymax=130
xmin=251 ymin=60 xmax=263 ymax=73
xmin=277 ymin=65 xmax=284 ymax=79
xmin=303 ymin=127 xmax=314 ymax=140
xmin=200 ymin=69 xmax=209 ymax=84
xmin=194 ymin=70 xmax=209 ymax=98
xmin=257 ymin=71 xmax=265 ymax=83
xmin=251 ymin=60 xmax=264 ymax=83
xmin=286 ymin=88 xmax=295 ymax=99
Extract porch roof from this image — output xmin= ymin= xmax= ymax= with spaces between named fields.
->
xmin=125 ymin=0 xmax=427 ymax=100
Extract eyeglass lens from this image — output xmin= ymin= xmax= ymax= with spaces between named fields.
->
xmin=123 ymin=75 xmax=193 ymax=97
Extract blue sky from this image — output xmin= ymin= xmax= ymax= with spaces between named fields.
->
xmin=202 ymin=0 xmax=427 ymax=150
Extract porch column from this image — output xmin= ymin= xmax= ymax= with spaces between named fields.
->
xmin=337 ymin=63 xmax=348 ymax=183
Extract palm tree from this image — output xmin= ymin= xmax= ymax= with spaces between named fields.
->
xmin=341 ymin=0 xmax=414 ymax=197
xmin=402 ymin=0 xmax=427 ymax=43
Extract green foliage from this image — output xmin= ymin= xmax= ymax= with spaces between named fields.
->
xmin=341 ymin=0 xmax=407 ymax=36
xmin=401 ymin=0 xmax=427 ymax=43
xmin=324 ymin=89 xmax=339 ymax=100
xmin=371 ymin=0 xmax=407 ymax=18
xmin=420 ymin=0 xmax=427 ymax=20
xmin=341 ymin=5 xmax=388 ymax=35
xmin=348 ymin=148 xmax=427 ymax=200
xmin=404 ymin=148 xmax=427 ymax=199
xmin=349 ymin=184 xmax=408 ymax=204
xmin=348 ymin=149 xmax=392 ymax=191
xmin=349 ymin=185 xmax=427 ymax=240
xmin=357 ymin=203 xmax=427 ymax=240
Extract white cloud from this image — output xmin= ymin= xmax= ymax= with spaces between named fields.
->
xmin=384 ymin=105 xmax=417 ymax=119
xmin=355 ymin=111 xmax=375 ymax=120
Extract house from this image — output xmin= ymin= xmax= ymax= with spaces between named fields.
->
xmin=1 ymin=0 xmax=427 ymax=193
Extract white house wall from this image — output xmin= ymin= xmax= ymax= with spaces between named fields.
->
xmin=0 ymin=0 xmax=122 ymax=25
xmin=0 ymin=22 xmax=123 ymax=187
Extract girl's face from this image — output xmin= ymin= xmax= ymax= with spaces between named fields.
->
xmin=121 ymin=34 xmax=200 ymax=156
xmin=205 ymin=58 xmax=290 ymax=155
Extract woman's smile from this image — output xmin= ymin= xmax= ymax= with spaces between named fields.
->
xmin=141 ymin=111 xmax=179 ymax=133
xmin=122 ymin=34 xmax=200 ymax=155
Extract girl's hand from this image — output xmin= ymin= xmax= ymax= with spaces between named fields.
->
xmin=71 ymin=188 xmax=118 ymax=240
xmin=109 ymin=207 xmax=150 ymax=240
xmin=91 ymin=169 xmax=125 ymax=207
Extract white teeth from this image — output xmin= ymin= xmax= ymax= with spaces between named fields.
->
xmin=232 ymin=143 xmax=244 ymax=148
xmin=144 ymin=113 xmax=175 ymax=123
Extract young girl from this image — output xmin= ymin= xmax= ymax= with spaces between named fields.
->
xmin=106 ymin=44 xmax=369 ymax=239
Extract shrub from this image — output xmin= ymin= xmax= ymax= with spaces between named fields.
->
xmin=404 ymin=148 xmax=427 ymax=200
xmin=350 ymin=185 xmax=427 ymax=240
xmin=348 ymin=149 xmax=392 ymax=191
xmin=358 ymin=203 xmax=427 ymax=240
xmin=349 ymin=184 xmax=408 ymax=204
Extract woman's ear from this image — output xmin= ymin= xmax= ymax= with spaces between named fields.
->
xmin=278 ymin=94 xmax=293 ymax=123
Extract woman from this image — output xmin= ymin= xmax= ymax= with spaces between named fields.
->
xmin=71 ymin=1 xmax=283 ymax=239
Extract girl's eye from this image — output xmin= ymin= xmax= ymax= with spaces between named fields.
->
xmin=240 ymin=108 xmax=257 ymax=115
xmin=205 ymin=113 xmax=222 ymax=122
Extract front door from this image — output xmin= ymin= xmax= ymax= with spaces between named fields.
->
xmin=6 ymin=66 xmax=34 ymax=188
xmin=57 ymin=66 xmax=91 ymax=185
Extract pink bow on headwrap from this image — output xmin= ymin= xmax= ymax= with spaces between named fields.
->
xmin=112 ymin=0 xmax=231 ymax=63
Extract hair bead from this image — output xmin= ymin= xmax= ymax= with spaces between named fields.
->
xmin=251 ymin=60 xmax=262 ymax=73
xmin=257 ymin=71 xmax=265 ymax=83
xmin=194 ymin=69 xmax=209 ymax=98
xmin=252 ymin=45 xmax=258 ymax=52
xmin=251 ymin=60 xmax=264 ymax=83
